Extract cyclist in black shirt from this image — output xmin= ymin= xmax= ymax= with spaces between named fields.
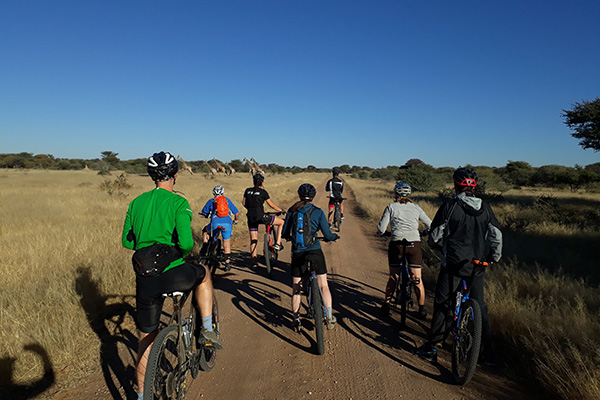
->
xmin=242 ymin=173 xmax=285 ymax=269
xmin=326 ymin=168 xmax=344 ymax=225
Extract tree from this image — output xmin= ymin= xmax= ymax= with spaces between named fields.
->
xmin=499 ymin=161 xmax=535 ymax=187
xmin=562 ymin=97 xmax=600 ymax=151
xmin=101 ymin=151 xmax=120 ymax=168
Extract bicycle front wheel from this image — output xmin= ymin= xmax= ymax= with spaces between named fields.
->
xmin=452 ymin=298 xmax=482 ymax=385
xmin=311 ymin=278 xmax=325 ymax=355
xmin=144 ymin=326 xmax=186 ymax=400
xmin=198 ymin=295 xmax=220 ymax=372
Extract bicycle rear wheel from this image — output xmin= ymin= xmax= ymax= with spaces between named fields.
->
xmin=144 ymin=326 xmax=186 ymax=400
xmin=207 ymin=239 xmax=221 ymax=277
xmin=310 ymin=277 xmax=325 ymax=355
xmin=399 ymin=273 xmax=410 ymax=330
xmin=198 ymin=295 xmax=220 ymax=372
xmin=334 ymin=206 xmax=341 ymax=232
xmin=452 ymin=298 xmax=482 ymax=385
xmin=263 ymin=233 xmax=273 ymax=276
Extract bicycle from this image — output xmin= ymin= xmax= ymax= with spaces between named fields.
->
xmin=450 ymin=259 xmax=488 ymax=386
xmin=263 ymin=211 xmax=285 ymax=277
xmin=330 ymin=197 xmax=345 ymax=232
xmin=143 ymin=289 xmax=220 ymax=399
xmin=294 ymin=236 xmax=337 ymax=355
xmin=199 ymin=214 xmax=233 ymax=276
xmin=389 ymin=238 xmax=414 ymax=330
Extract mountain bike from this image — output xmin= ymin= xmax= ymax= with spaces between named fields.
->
xmin=450 ymin=259 xmax=487 ymax=386
xmin=295 ymin=236 xmax=337 ymax=356
xmin=143 ymin=289 xmax=220 ymax=400
xmin=199 ymin=214 xmax=233 ymax=276
xmin=331 ymin=198 xmax=345 ymax=232
xmin=389 ymin=238 xmax=414 ymax=330
xmin=263 ymin=211 xmax=285 ymax=277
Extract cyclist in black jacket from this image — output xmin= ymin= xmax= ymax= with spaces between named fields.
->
xmin=416 ymin=167 xmax=502 ymax=366
xmin=326 ymin=168 xmax=344 ymax=224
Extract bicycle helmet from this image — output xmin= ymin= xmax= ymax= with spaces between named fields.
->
xmin=297 ymin=183 xmax=317 ymax=201
xmin=332 ymin=167 xmax=340 ymax=176
xmin=252 ymin=173 xmax=265 ymax=186
xmin=212 ymin=185 xmax=225 ymax=196
xmin=453 ymin=167 xmax=478 ymax=187
xmin=394 ymin=182 xmax=412 ymax=197
xmin=147 ymin=151 xmax=178 ymax=181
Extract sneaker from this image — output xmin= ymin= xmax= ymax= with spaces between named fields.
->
xmin=326 ymin=315 xmax=337 ymax=330
xmin=380 ymin=302 xmax=391 ymax=318
xmin=292 ymin=318 xmax=302 ymax=333
xmin=273 ymin=243 xmax=284 ymax=251
xmin=416 ymin=343 xmax=439 ymax=362
xmin=199 ymin=328 xmax=223 ymax=349
xmin=341 ymin=214 xmax=344 ymax=220
xmin=251 ymin=264 xmax=259 ymax=270
xmin=225 ymin=262 xmax=231 ymax=272
xmin=416 ymin=306 xmax=427 ymax=320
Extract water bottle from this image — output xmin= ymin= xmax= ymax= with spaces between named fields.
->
xmin=182 ymin=318 xmax=192 ymax=348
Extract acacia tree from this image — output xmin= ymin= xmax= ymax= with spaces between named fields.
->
xmin=562 ymin=97 xmax=600 ymax=151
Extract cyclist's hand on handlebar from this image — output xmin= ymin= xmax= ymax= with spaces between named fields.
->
xmin=330 ymin=234 xmax=340 ymax=242
xmin=420 ymin=229 xmax=430 ymax=237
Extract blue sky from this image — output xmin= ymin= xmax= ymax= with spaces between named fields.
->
xmin=1 ymin=1 xmax=599 ymax=168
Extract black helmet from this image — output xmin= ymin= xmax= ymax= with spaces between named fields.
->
xmin=332 ymin=167 xmax=340 ymax=176
xmin=252 ymin=173 xmax=265 ymax=185
xmin=147 ymin=151 xmax=178 ymax=181
xmin=298 ymin=183 xmax=316 ymax=201
xmin=453 ymin=167 xmax=478 ymax=187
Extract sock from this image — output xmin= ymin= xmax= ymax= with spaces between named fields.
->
xmin=293 ymin=313 xmax=300 ymax=321
xmin=325 ymin=306 xmax=333 ymax=320
xmin=138 ymin=393 xmax=144 ymax=400
xmin=202 ymin=315 xmax=213 ymax=331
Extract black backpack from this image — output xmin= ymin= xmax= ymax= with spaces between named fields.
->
xmin=289 ymin=205 xmax=317 ymax=250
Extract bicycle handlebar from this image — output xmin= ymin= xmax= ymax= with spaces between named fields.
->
xmin=264 ymin=211 xmax=286 ymax=216
xmin=471 ymin=259 xmax=491 ymax=267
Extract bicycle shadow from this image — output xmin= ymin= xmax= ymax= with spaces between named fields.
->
xmin=74 ymin=266 xmax=138 ymax=400
xmin=215 ymin=275 xmax=320 ymax=354
xmin=0 ymin=343 xmax=55 ymax=400
xmin=328 ymin=273 xmax=454 ymax=383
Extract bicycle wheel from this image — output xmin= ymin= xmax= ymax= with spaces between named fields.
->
xmin=399 ymin=272 xmax=409 ymax=329
xmin=334 ymin=206 xmax=341 ymax=232
xmin=144 ymin=326 xmax=186 ymax=400
xmin=452 ymin=298 xmax=482 ymax=385
xmin=264 ymin=233 xmax=273 ymax=276
xmin=198 ymin=295 xmax=220 ymax=372
xmin=310 ymin=277 xmax=325 ymax=355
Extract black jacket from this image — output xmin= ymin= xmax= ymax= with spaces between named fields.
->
xmin=428 ymin=193 xmax=502 ymax=277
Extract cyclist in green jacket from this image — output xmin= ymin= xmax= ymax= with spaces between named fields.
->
xmin=122 ymin=151 xmax=222 ymax=400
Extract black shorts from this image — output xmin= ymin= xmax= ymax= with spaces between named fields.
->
xmin=388 ymin=241 xmax=423 ymax=268
xmin=328 ymin=197 xmax=344 ymax=207
xmin=247 ymin=214 xmax=274 ymax=231
xmin=291 ymin=249 xmax=327 ymax=277
xmin=136 ymin=263 xmax=207 ymax=333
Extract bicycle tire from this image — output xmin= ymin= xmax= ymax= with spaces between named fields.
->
xmin=334 ymin=206 xmax=341 ymax=232
xmin=452 ymin=298 xmax=482 ymax=385
xmin=263 ymin=233 xmax=272 ymax=276
xmin=399 ymin=271 xmax=409 ymax=329
xmin=311 ymin=277 xmax=325 ymax=355
xmin=198 ymin=295 xmax=220 ymax=372
xmin=206 ymin=239 xmax=218 ymax=277
xmin=143 ymin=325 xmax=186 ymax=400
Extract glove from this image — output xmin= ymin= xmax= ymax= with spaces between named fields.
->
xmin=333 ymin=234 xmax=340 ymax=241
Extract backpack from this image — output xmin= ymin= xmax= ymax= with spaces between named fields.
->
xmin=290 ymin=205 xmax=317 ymax=250
xmin=214 ymin=196 xmax=229 ymax=218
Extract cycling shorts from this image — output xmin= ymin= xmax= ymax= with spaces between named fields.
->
xmin=136 ymin=263 xmax=206 ymax=333
xmin=328 ymin=197 xmax=344 ymax=207
xmin=291 ymin=249 xmax=327 ymax=277
xmin=388 ymin=240 xmax=422 ymax=268
xmin=247 ymin=214 xmax=274 ymax=231
xmin=204 ymin=220 xmax=233 ymax=240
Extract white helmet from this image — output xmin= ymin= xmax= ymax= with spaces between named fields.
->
xmin=212 ymin=185 xmax=225 ymax=196
xmin=394 ymin=182 xmax=411 ymax=197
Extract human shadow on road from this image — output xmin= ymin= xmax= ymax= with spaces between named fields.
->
xmin=329 ymin=273 xmax=454 ymax=383
xmin=0 ymin=343 xmax=55 ymax=400
xmin=75 ymin=266 xmax=138 ymax=400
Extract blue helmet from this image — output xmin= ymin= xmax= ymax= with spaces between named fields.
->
xmin=394 ymin=182 xmax=411 ymax=197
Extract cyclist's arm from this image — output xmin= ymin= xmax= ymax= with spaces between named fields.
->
xmin=317 ymin=209 xmax=338 ymax=241
xmin=486 ymin=205 xmax=503 ymax=262
xmin=427 ymin=203 xmax=448 ymax=247
xmin=200 ymin=199 xmax=214 ymax=217
xmin=377 ymin=205 xmax=391 ymax=236
xmin=418 ymin=206 xmax=432 ymax=231
xmin=266 ymin=198 xmax=283 ymax=212
xmin=175 ymin=206 xmax=194 ymax=257
xmin=122 ymin=207 xmax=135 ymax=250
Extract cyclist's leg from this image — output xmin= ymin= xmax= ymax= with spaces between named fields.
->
xmin=328 ymin=200 xmax=335 ymax=224
xmin=272 ymin=216 xmax=285 ymax=246
xmin=200 ymin=224 xmax=210 ymax=255
xmin=136 ymin=330 xmax=158 ymax=395
xmin=385 ymin=266 xmax=401 ymax=303
xmin=248 ymin=229 xmax=259 ymax=265
xmin=220 ymin=222 xmax=233 ymax=266
xmin=290 ymin=253 xmax=305 ymax=322
xmin=469 ymin=273 xmax=494 ymax=358
xmin=429 ymin=269 xmax=460 ymax=344
xmin=406 ymin=242 xmax=425 ymax=307
xmin=385 ymin=241 xmax=402 ymax=303
xmin=316 ymin=273 xmax=332 ymax=309
xmin=339 ymin=199 xmax=344 ymax=217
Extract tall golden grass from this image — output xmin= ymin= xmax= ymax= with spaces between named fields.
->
xmin=345 ymin=176 xmax=600 ymax=400
xmin=0 ymin=169 xmax=327 ymax=386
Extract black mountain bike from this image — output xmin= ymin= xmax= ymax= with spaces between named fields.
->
xmin=263 ymin=211 xmax=285 ymax=277
xmin=450 ymin=260 xmax=487 ymax=385
xmin=331 ymin=198 xmax=345 ymax=232
xmin=143 ymin=290 xmax=220 ymax=399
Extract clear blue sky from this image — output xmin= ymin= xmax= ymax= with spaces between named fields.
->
xmin=1 ymin=0 xmax=599 ymax=168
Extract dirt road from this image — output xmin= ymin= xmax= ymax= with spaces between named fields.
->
xmin=44 ymin=182 xmax=539 ymax=400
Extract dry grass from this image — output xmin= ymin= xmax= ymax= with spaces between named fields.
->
xmin=346 ymin=176 xmax=600 ymax=400
xmin=0 ymin=169 xmax=327 ymax=386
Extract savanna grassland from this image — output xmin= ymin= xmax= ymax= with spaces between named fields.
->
xmin=345 ymin=176 xmax=600 ymax=400
xmin=0 ymin=169 xmax=326 ymax=393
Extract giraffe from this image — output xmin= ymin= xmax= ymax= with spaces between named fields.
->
xmin=243 ymin=157 xmax=256 ymax=175
xmin=203 ymin=160 xmax=217 ymax=175
xmin=212 ymin=158 xmax=227 ymax=174
xmin=224 ymin=162 xmax=235 ymax=175
xmin=177 ymin=156 xmax=194 ymax=175
xmin=250 ymin=157 xmax=264 ymax=175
